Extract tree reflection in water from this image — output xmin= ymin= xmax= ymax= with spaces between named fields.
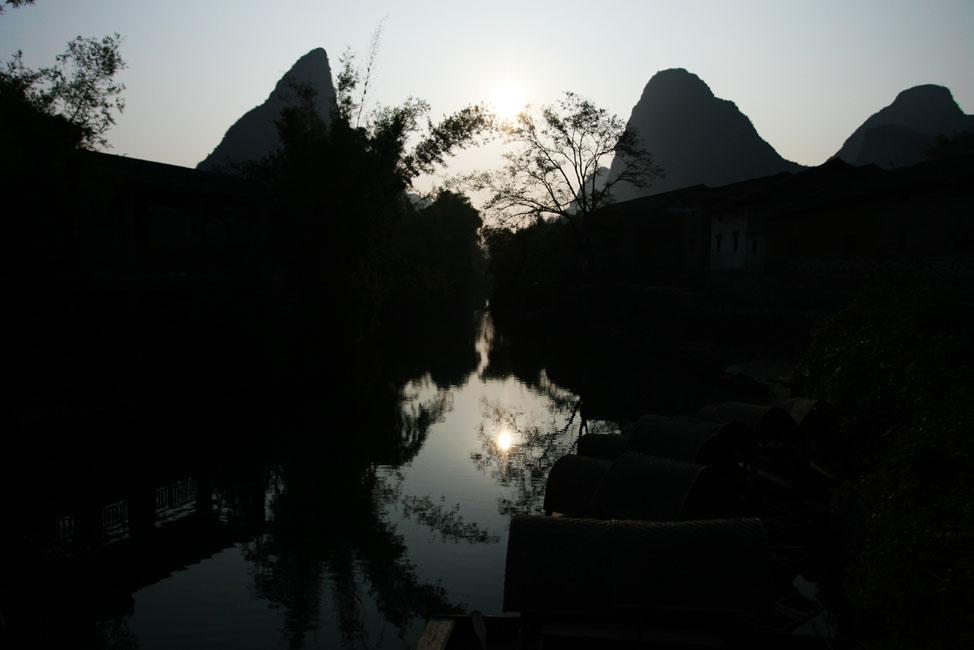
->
xmin=400 ymin=495 xmax=500 ymax=544
xmin=236 ymin=315 xmax=491 ymax=647
xmin=239 ymin=414 xmax=469 ymax=646
xmin=470 ymin=376 xmax=617 ymax=517
xmin=395 ymin=382 xmax=454 ymax=466
xmin=3 ymin=310 xmax=589 ymax=649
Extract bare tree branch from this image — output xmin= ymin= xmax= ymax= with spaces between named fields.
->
xmin=469 ymin=92 xmax=663 ymax=230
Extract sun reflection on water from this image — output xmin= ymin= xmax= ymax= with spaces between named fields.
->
xmin=496 ymin=430 xmax=513 ymax=452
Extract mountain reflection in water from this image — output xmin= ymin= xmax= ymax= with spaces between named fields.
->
xmin=1 ymin=313 xmax=602 ymax=649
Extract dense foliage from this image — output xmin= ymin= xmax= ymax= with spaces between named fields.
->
xmin=2 ymin=32 xmax=492 ymax=437
xmin=1 ymin=33 xmax=126 ymax=150
xmin=0 ymin=0 xmax=35 ymax=15
xmin=483 ymin=219 xmax=585 ymax=320
xmin=247 ymin=69 xmax=491 ymax=386
xmin=799 ymin=277 xmax=974 ymax=649
xmin=926 ymin=130 xmax=974 ymax=160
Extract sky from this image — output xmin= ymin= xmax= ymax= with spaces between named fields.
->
xmin=3 ymin=0 xmax=973 ymax=191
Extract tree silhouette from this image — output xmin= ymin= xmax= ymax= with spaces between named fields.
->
xmin=925 ymin=130 xmax=974 ymax=160
xmin=0 ymin=1 xmax=35 ymax=15
xmin=328 ymin=47 xmax=492 ymax=194
xmin=247 ymin=50 xmax=493 ymax=383
xmin=1 ymin=33 xmax=126 ymax=149
xmin=472 ymin=92 xmax=662 ymax=230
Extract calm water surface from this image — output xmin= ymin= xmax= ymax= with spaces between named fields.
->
xmin=95 ymin=315 xmax=612 ymax=649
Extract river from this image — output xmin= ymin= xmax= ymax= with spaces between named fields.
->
xmin=125 ymin=316 xmax=595 ymax=649
xmin=5 ymin=313 xmax=619 ymax=649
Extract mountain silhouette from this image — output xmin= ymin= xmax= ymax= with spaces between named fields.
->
xmin=197 ymin=48 xmax=337 ymax=172
xmin=607 ymin=68 xmax=803 ymax=201
xmin=833 ymin=84 xmax=974 ymax=168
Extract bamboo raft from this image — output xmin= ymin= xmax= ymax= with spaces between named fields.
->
xmin=418 ymin=399 xmax=843 ymax=649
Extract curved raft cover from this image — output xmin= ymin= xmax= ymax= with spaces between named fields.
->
xmin=627 ymin=415 xmax=749 ymax=465
xmin=544 ymin=452 xmax=748 ymax=520
xmin=780 ymin=397 xmax=836 ymax=451
xmin=576 ymin=433 xmax=630 ymax=460
xmin=504 ymin=516 xmax=774 ymax=617
xmin=593 ymin=452 xmax=706 ymax=521
xmin=543 ymin=455 xmax=612 ymax=518
xmin=697 ymin=401 xmax=799 ymax=445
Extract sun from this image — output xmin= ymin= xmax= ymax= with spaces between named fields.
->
xmin=489 ymin=79 xmax=529 ymax=122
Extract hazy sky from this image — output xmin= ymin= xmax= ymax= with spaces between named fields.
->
xmin=3 ymin=0 xmax=972 ymax=181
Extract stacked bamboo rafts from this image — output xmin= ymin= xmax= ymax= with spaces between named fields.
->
xmin=502 ymin=399 xmax=841 ymax=646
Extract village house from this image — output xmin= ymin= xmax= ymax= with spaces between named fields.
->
xmin=595 ymin=153 xmax=974 ymax=286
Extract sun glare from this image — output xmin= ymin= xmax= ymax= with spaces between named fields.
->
xmin=497 ymin=430 xmax=513 ymax=452
xmin=490 ymin=80 xmax=529 ymax=122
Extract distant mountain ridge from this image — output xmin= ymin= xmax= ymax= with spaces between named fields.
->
xmin=833 ymin=84 xmax=974 ymax=168
xmin=607 ymin=68 xmax=803 ymax=202
xmin=197 ymin=48 xmax=337 ymax=172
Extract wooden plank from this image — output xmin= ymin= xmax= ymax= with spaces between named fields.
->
xmin=417 ymin=618 xmax=455 ymax=650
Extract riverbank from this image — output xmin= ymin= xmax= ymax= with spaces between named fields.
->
xmin=485 ymin=271 xmax=973 ymax=649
